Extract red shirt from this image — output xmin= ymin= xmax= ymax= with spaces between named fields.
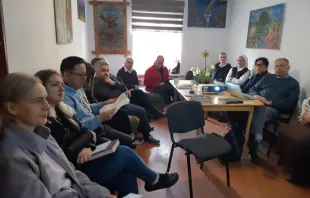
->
xmin=144 ymin=65 xmax=169 ymax=92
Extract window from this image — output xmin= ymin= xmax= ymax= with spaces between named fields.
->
xmin=132 ymin=30 xmax=182 ymax=74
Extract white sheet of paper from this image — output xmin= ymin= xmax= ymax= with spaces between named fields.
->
xmin=99 ymin=93 xmax=130 ymax=115
xmin=122 ymin=193 xmax=143 ymax=198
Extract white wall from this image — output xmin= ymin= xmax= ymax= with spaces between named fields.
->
xmin=180 ymin=0 xmax=232 ymax=74
xmin=3 ymin=0 xmax=87 ymax=74
xmin=227 ymin=0 xmax=310 ymax=95
xmin=86 ymin=0 xmax=132 ymax=75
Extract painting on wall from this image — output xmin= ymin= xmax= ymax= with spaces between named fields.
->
xmin=246 ymin=3 xmax=285 ymax=50
xmin=54 ymin=0 xmax=73 ymax=44
xmin=188 ymin=0 xmax=227 ymax=28
xmin=92 ymin=2 xmax=128 ymax=55
xmin=77 ymin=0 xmax=86 ymax=22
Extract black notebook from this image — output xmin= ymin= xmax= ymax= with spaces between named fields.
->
xmin=219 ymin=98 xmax=244 ymax=104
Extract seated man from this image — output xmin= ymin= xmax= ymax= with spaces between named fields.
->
xmin=248 ymin=58 xmax=300 ymax=160
xmin=225 ymin=55 xmax=251 ymax=86
xmin=242 ymin=57 xmax=269 ymax=93
xmin=111 ymin=57 xmax=164 ymax=119
xmin=60 ymin=56 xmax=142 ymax=146
xmin=210 ymin=52 xmax=232 ymax=83
xmin=92 ymin=59 xmax=160 ymax=144
xmin=144 ymin=55 xmax=174 ymax=104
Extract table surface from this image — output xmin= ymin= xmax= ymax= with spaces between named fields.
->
xmin=172 ymin=80 xmax=264 ymax=107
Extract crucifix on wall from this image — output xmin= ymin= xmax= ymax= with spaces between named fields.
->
xmin=89 ymin=0 xmax=130 ymax=57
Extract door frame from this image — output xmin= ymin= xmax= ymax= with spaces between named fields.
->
xmin=0 ymin=0 xmax=8 ymax=77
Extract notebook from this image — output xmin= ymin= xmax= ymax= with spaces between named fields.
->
xmin=91 ymin=139 xmax=120 ymax=160
xmin=190 ymin=95 xmax=212 ymax=103
xmin=99 ymin=93 xmax=130 ymax=115
xmin=219 ymin=98 xmax=244 ymax=104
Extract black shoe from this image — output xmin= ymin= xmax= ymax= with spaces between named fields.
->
xmin=145 ymin=172 xmax=179 ymax=192
xmin=248 ymin=147 xmax=260 ymax=163
xmin=132 ymin=137 xmax=144 ymax=145
xmin=144 ymin=135 xmax=160 ymax=145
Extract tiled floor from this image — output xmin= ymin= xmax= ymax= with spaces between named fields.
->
xmin=135 ymin=118 xmax=310 ymax=198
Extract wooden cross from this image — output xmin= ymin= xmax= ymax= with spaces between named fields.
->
xmin=89 ymin=0 xmax=131 ymax=58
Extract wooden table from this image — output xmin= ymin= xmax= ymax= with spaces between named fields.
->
xmin=170 ymin=80 xmax=264 ymax=152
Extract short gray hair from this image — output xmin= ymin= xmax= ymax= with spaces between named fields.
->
xmin=94 ymin=59 xmax=109 ymax=71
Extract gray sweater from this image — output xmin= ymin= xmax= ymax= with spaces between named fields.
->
xmin=249 ymin=74 xmax=300 ymax=112
xmin=0 ymin=122 xmax=110 ymax=198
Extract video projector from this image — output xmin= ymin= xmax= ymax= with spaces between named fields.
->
xmin=197 ymin=84 xmax=226 ymax=93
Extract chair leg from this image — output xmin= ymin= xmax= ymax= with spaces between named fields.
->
xmin=167 ymin=144 xmax=175 ymax=172
xmin=186 ymin=153 xmax=194 ymax=198
xmin=267 ymin=122 xmax=279 ymax=157
xmin=225 ymin=162 xmax=230 ymax=187
xmin=200 ymin=162 xmax=204 ymax=170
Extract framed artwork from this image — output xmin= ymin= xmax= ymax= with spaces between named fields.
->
xmin=77 ymin=0 xmax=86 ymax=22
xmin=188 ymin=0 xmax=227 ymax=28
xmin=54 ymin=0 xmax=73 ymax=44
xmin=90 ymin=0 xmax=129 ymax=57
xmin=246 ymin=3 xmax=285 ymax=50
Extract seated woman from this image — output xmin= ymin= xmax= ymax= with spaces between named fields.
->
xmin=286 ymin=97 xmax=310 ymax=186
xmin=35 ymin=69 xmax=179 ymax=197
xmin=0 ymin=73 xmax=114 ymax=198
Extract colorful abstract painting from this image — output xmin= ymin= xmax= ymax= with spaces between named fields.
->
xmin=188 ymin=0 xmax=227 ymax=28
xmin=96 ymin=4 xmax=125 ymax=53
xmin=77 ymin=0 xmax=85 ymax=22
xmin=246 ymin=4 xmax=285 ymax=50
xmin=54 ymin=0 xmax=73 ymax=44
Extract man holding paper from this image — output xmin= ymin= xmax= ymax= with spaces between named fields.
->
xmin=60 ymin=56 xmax=143 ymax=147
xmin=93 ymin=58 xmax=165 ymax=120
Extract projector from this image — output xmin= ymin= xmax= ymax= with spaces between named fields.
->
xmin=198 ymin=84 xmax=225 ymax=93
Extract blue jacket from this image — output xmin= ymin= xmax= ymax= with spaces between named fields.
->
xmin=248 ymin=74 xmax=300 ymax=112
xmin=63 ymin=85 xmax=104 ymax=131
xmin=242 ymin=71 xmax=269 ymax=94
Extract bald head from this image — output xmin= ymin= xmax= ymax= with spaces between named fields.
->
xmin=155 ymin=55 xmax=165 ymax=69
xmin=124 ymin=57 xmax=134 ymax=70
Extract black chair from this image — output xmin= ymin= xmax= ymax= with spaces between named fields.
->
xmin=265 ymin=104 xmax=297 ymax=156
xmin=166 ymin=101 xmax=232 ymax=198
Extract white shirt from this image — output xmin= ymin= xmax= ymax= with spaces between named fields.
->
xmin=219 ymin=63 xmax=227 ymax=68
xmin=124 ymin=66 xmax=133 ymax=74
xmin=225 ymin=67 xmax=250 ymax=86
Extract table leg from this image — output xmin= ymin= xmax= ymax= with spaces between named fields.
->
xmin=243 ymin=107 xmax=254 ymax=153
xmin=174 ymin=88 xmax=178 ymax=102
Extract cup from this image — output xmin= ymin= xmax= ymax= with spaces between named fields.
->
xmin=174 ymin=78 xmax=179 ymax=86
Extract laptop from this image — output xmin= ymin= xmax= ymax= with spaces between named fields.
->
xmin=225 ymin=82 xmax=256 ymax=100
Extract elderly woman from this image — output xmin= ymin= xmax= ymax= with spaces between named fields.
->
xmin=225 ymin=55 xmax=251 ymax=86
xmin=0 ymin=73 xmax=114 ymax=198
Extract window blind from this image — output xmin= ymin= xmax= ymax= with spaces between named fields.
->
xmin=131 ymin=0 xmax=185 ymax=32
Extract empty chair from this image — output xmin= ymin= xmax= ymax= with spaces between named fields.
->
xmin=166 ymin=101 xmax=232 ymax=198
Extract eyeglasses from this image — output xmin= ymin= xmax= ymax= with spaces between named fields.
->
xmin=70 ymin=72 xmax=87 ymax=78
xmin=256 ymin=64 xmax=265 ymax=67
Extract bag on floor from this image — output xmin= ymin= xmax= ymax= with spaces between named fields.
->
xmin=221 ymin=129 xmax=245 ymax=162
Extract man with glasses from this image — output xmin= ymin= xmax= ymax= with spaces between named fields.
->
xmin=61 ymin=56 xmax=142 ymax=147
xmin=242 ymin=57 xmax=269 ymax=93
xmin=225 ymin=55 xmax=250 ymax=86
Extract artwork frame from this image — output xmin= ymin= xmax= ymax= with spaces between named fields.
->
xmin=77 ymin=0 xmax=86 ymax=22
xmin=188 ymin=0 xmax=227 ymax=28
xmin=90 ymin=0 xmax=130 ymax=57
xmin=246 ymin=3 xmax=285 ymax=50
xmin=54 ymin=0 xmax=73 ymax=44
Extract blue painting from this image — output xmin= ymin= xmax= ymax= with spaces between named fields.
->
xmin=246 ymin=4 xmax=285 ymax=49
xmin=188 ymin=0 xmax=227 ymax=28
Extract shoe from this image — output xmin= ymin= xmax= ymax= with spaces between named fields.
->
xmin=145 ymin=172 xmax=179 ymax=192
xmin=132 ymin=137 xmax=144 ymax=145
xmin=255 ymin=140 xmax=263 ymax=153
xmin=144 ymin=135 xmax=160 ymax=145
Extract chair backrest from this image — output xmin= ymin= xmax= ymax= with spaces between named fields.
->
xmin=185 ymin=71 xmax=194 ymax=80
xmin=167 ymin=101 xmax=205 ymax=133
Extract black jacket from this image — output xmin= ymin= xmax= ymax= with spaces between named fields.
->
xmin=210 ymin=63 xmax=232 ymax=83
xmin=242 ymin=71 xmax=269 ymax=94
xmin=117 ymin=67 xmax=139 ymax=89
xmin=46 ymin=107 xmax=104 ymax=164
xmin=93 ymin=76 xmax=127 ymax=102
